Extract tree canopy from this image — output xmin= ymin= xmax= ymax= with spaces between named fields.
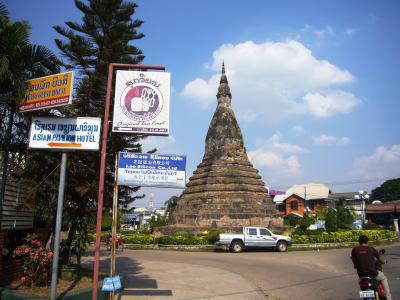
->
xmin=0 ymin=2 xmax=60 ymax=227
xmin=371 ymin=178 xmax=400 ymax=203
xmin=2 ymin=0 xmax=148 ymax=263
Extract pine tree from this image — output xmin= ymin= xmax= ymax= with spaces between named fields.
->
xmin=23 ymin=0 xmax=147 ymax=261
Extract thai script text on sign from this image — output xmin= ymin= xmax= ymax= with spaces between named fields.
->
xmin=29 ymin=117 xmax=101 ymax=151
xmin=19 ymin=71 xmax=74 ymax=112
xmin=118 ymin=152 xmax=186 ymax=188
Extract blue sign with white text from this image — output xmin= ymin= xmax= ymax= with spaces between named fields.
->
xmin=117 ymin=152 xmax=186 ymax=188
xmin=102 ymin=275 xmax=122 ymax=292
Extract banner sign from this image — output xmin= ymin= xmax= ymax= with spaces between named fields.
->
xmin=112 ymin=71 xmax=170 ymax=135
xmin=28 ymin=117 xmax=101 ymax=151
xmin=118 ymin=152 xmax=186 ymax=188
xmin=19 ymin=71 xmax=74 ymax=112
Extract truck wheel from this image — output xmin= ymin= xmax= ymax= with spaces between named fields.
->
xmin=276 ymin=241 xmax=288 ymax=252
xmin=230 ymin=241 xmax=244 ymax=253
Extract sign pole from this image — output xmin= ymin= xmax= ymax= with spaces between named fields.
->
xmin=92 ymin=64 xmax=165 ymax=300
xmin=110 ymin=154 xmax=119 ymax=300
xmin=50 ymin=152 xmax=67 ymax=300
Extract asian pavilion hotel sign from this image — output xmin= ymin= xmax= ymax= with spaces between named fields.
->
xmin=112 ymin=70 xmax=170 ymax=135
xmin=28 ymin=117 xmax=101 ymax=151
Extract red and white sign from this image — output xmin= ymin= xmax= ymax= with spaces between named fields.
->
xmin=112 ymin=71 xmax=170 ymax=135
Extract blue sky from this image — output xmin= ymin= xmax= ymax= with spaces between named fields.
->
xmin=5 ymin=0 xmax=400 ymax=207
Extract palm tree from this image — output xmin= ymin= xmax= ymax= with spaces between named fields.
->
xmin=0 ymin=2 xmax=60 ymax=225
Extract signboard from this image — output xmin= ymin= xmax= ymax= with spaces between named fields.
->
xmin=28 ymin=117 xmax=101 ymax=151
xmin=19 ymin=71 xmax=74 ymax=112
xmin=102 ymin=275 xmax=122 ymax=292
xmin=118 ymin=152 xmax=186 ymax=188
xmin=112 ymin=70 xmax=170 ymax=135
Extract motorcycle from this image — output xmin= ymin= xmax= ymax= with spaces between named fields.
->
xmin=357 ymin=249 xmax=386 ymax=300
xmin=106 ymin=234 xmax=124 ymax=252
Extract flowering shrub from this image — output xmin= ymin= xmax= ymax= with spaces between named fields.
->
xmin=13 ymin=234 xmax=53 ymax=287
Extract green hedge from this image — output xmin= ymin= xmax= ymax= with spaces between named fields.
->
xmin=157 ymin=235 xmax=208 ymax=245
xmin=290 ymin=230 xmax=396 ymax=244
xmin=158 ymin=232 xmax=208 ymax=245
xmin=88 ymin=232 xmax=108 ymax=243
xmin=89 ymin=229 xmax=396 ymax=246
xmin=122 ymin=234 xmax=157 ymax=245
xmin=89 ymin=231 xmax=210 ymax=245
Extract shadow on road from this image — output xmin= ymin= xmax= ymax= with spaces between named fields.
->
xmin=83 ymin=249 xmax=173 ymax=298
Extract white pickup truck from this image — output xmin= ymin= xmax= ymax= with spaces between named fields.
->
xmin=215 ymin=226 xmax=291 ymax=253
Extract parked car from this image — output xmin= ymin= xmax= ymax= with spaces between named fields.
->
xmin=121 ymin=224 xmax=135 ymax=230
xmin=215 ymin=226 xmax=291 ymax=253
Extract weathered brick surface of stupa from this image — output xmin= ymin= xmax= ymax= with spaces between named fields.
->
xmin=170 ymin=63 xmax=279 ymax=228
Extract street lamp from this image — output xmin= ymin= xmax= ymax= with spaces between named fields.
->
xmin=354 ymin=190 xmax=370 ymax=229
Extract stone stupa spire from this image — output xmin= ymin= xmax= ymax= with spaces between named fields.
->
xmin=216 ymin=61 xmax=232 ymax=106
xmin=170 ymin=63 xmax=277 ymax=228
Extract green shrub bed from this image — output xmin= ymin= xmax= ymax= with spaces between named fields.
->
xmin=123 ymin=234 xmax=157 ymax=245
xmin=88 ymin=232 xmax=108 ymax=243
xmin=158 ymin=231 xmax=208 ymax=245
xmin=290 ymin=230 xmax=396 ymax=244
xmin=89 ymin=229 xmax=395 ymax=246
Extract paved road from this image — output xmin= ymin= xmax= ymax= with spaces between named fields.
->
xmin=84 ymin=243 xmax=400 ymax=300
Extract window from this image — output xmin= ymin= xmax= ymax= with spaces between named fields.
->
xmin=247 ymin=228 xmax=257 ymax=235
xmin=259 ymin=228 xmax=271 ymax=236
xmin=290 ymin=201 xmax=298 ymax=210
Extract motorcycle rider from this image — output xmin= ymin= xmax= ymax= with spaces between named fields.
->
xmin=351 ymin=235 xmax=392 ymax=300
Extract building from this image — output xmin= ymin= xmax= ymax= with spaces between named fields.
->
xmin=274 ymin=183 xmax=330 ymax=217
xmin=329 ymin=192 xmax=363 ymax=220
xmin=123 ymin=207 xmax=167 ymax=229
xmin=366 ymin=200 xmax=400 ymax=227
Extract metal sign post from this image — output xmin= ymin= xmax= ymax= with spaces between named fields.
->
xmin=110 ymin=154 xmax=119 ymax=300
xmin=50 ymin=152 xmax=67 ymax=300
xmin=92 ymin=64 xmax=166 ymax=300
xmin=26 ymin=116 xmax=101 ymax=299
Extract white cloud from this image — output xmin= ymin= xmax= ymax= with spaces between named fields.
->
xmin=313 ymin=134 xmax=350 ymax=145
xmin=259 ymin=132 xmax=308 ymax=154
xmin=353 ymin=145 xmax=400 ymax=178
xmin=293 ymin=125 xmax=305 ymax=134
xmin=181 ymin=40 xmax=358 ymax=122
xmin=314 ymin=26 xmax=335 ymax=39
xmin=344 ymin=28 xmax=356 ymax=36
xmin=303 ymin=91 xmax=361 ymax=118
xmin=140 ymin=135 xmax=177 ymax=154
xmin=248 ymin=150 xmax=301 ymax=177
xmin=247 ymin=133 xmax=307 ymax=177
xmin=181 ymin=77 xmax=218 ymax=108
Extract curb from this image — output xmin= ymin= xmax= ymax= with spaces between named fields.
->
xmin=120 ymin=238 xmax=398 ymax=251
xmin=123 ymin=244 xmax=215 ymax=251
xmin=291 ymin=238 xmax=398 ymax=249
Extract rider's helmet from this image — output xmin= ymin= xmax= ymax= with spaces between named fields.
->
xmin=358 ymin=235 xmax=368 ymax=244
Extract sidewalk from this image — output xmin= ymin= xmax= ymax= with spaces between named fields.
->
xmin=83 ymin=251 xmax=266 ymax=300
